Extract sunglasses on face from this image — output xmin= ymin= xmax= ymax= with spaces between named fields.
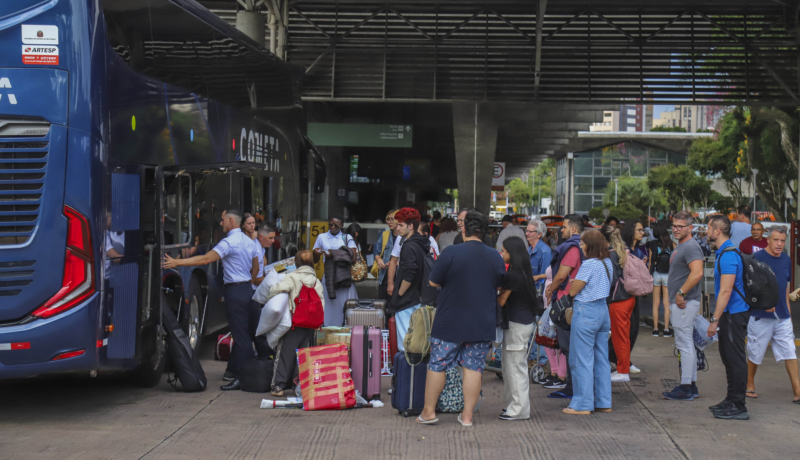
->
xmin=329 ymin=223 xmax=341 ymax=229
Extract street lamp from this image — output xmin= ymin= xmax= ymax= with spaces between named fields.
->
xmin=614 ymin=178 xmax=619 ymax=206
xmin=751 ymin=168 xmax=759 ymax=214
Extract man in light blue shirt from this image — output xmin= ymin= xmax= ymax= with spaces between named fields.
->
xmin=164 ymin=209 xmax=264 ymax=391
xmin=729 ymin=205 xmax=753 ymax=249
xmin=525 ymin=219 xmax=551 ymax=367
xmin=526 ymin=220 xmax=552 ymax=287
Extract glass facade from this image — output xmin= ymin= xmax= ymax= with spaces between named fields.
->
xmin=558 ymin=141 xmax=686 ymax=216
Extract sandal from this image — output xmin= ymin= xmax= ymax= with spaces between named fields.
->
xmin=457 ymin=414 xmax=473 ymax=427
xmin=415 ymin=415 xmax=439 ymax=425
xmin=793 ymin=398 xmax=800 ymax=404
xmin=746 ymin=390 xmax=758 ymax=399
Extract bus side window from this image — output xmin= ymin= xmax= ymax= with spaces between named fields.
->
xmin=163 ymin=174 xmax=192 ymax=246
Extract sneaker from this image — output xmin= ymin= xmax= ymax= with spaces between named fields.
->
xmin=610 ymin=372 xmax=630 ymax=383
xmin=652 ymin=329 xmax=660 ymax=337
xmin=709 ymin=399 xmax=734 ymax=412
xmin=547 ymin=390 xmax=572 ymax=399
xmin=662 ymin=385 xmax=694 ymax=401
xmin=543 ymin=377 xmax=567 ymax=389
xmin=691 ymin=384 xmax=699 ymax=399
xmin=499 ymin=413 xmax=530 ymax=421
xmin=629 ymin=364 xmax=641 ymax=374
xmin=540 ymin=375 xmax=555 ymax=387
xmin=713 ymin=405 xmax=749 ymax=420
xmin=663 ymin=329 xmax=673 ymax=338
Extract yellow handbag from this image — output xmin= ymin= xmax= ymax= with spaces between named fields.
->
xmin=369 ymin=230 xmax=390 ymax=279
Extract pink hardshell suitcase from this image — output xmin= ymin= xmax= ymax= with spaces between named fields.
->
xmin=350 ymin=325 xmax=382 ymax=401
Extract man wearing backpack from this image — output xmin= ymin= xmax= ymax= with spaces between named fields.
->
xmin=662 ymin=211 xmax=704 ymax=402
xmin=747 ymin=226 xmax=800 ymax=403
xmin=705 ymin=215 xmax=752 ymax=420
xmin=390 ymin=208 xmax=431 ymax=351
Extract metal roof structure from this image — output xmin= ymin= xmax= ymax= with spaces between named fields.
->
xmin=201 ymin=0 xmax=800 ymax=175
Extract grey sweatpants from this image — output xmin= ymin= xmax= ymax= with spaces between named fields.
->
xmin=670 ymin=299 xmax=700 ymax=385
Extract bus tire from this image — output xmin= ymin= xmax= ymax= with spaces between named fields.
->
xmin=132 ymin=294 xmax=168 ymax=388
xmin=181 ymin=276 xmax=205 ymax=352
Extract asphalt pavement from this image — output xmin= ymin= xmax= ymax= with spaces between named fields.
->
xmin=2 ymin=324 xmax=800 ymax=459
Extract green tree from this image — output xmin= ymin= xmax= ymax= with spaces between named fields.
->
xmin=647 ymin=164 xmax=716 ymax=212
xmin=651 ymin=126 xmax=688 ymax=133
xmin=589 ymin=203 xmax=643 ymax=222
xmin=506 ymin=178 xmax=532 ymax=206
xmin=601 ymin=176 xmax=667 ymax=214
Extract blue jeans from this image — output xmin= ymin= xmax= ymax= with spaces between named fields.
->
xmin=568 ymin=299 xmax=612 ymax=411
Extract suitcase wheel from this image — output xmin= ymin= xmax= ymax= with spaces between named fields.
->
xmin=402 ymin=410 xmax=410 ymax=417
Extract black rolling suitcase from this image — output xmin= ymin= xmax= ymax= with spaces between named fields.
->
xmin=163 ymin=307 xmax=207 ymax=392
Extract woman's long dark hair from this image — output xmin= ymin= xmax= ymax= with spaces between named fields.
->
xmin=653 ymin=220 xmax=672 ymax=250
xmin=620 ymin=219 xmax=641 ymax=249
xmin=502 ymin=236 xmax=538 ymax=300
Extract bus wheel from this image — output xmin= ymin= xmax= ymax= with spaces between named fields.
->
xmin=181 ymin=277 xmax=205 ymax=352
xmin=133 ymin=299 xmax=167 ymax=388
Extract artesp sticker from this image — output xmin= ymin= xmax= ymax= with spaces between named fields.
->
xmin=22 ymin=45 xmax=59 ymax=65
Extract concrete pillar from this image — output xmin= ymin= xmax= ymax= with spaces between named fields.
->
xmin=235 ymin=11 xmax=266 ymax=47
xmin=453 ymin=102 xmax=498 ymax=215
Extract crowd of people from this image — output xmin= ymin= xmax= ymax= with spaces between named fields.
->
xmin=164 ymin=201 xmax=798 ymax=422
xmin=365 ymin=204 xmax=798 ymax=425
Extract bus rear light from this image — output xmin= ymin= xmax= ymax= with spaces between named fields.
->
xmin=31 ymin=206 xmax=95 ymax=319
xmin=52 ymin=349 xmax=85 ymax=361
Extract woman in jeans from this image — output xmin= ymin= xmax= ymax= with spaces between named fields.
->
xmin=647 ymin=221 xmax=675 ymax=337
xmin=497 ymin=236 xmax=538 ymax=421
xmin=563 ymin=229 xmax=613 ymax=415
xmin=601 ymin=225 xmax=635 ymax=383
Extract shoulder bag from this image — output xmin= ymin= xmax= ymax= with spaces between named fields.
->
xmin=369 ymin=230 xmax=390 ymax=279
xmin=344 ymin=234 xmax=368 ymax=282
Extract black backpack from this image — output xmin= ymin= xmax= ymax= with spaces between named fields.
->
xmin=240 ymin=357 xmax=275 ymax=393
xmin=163 ymin=307 xmax=207 ymax=392
xmin=655 ymin=245 xmax=672 ymax=273
xmin=716 ymin=247 xmax=779 ymax=311
xmin=419 ymin=252 xmax=440 ymax=306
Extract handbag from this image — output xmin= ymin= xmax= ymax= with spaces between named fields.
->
xmin=369 ymin=230 xmax=390 ymax=279
xmin=351 ymin=252 xmax=368 ymax=282
xmin=549 ymin=294 xmax=574 ymax=330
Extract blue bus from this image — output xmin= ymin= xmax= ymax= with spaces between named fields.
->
xmin=0 ymin=0 xmax=323 ymax=385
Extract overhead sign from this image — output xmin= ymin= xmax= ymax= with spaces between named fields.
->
xmin=492 ymin=162 xmax=506 ymax=186
xmin=308 ymin=123 xmax=413 ymax=148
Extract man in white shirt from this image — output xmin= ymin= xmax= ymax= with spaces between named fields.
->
xmin=495 ymin=215 xmax=528 ymax=251
xmin=163 ymin=209 xmax=262 ymax=391
xmin=729 ymin=205 xmax=752 ymax=249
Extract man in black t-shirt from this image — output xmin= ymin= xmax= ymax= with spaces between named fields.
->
xmin=415 ymin=211 xmax=505 ymax=427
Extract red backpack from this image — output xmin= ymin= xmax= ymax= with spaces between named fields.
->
xmin=292 ymin=284 xmax=324 ymax=329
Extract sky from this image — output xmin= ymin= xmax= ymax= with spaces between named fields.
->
xmin=653 ymin=105 xmax=674 ymax=118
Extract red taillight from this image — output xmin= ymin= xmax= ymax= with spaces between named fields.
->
xmin=31 ymin=206 xmax=95 ymax=319
xmin=52 ymin=349 xmax=85 ymax=361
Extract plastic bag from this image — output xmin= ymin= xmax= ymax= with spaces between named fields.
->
xmin=693 ymin=314 xmax=718 ymax=350
xmin=267 ymin=304 xmax=292 ymax=349
xmin=256 ymin=293 xmax=289 ymax=337
xmin=538 ymin=306 xmax=558 ymax=339
xmin=252 ymin=269 xmax=285 ymax=305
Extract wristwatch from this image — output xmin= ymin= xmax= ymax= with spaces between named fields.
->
xmin=677 ymin=288 xmax=686 ymax=297
xmin=710 ymin=316 xmax=719 ymax=323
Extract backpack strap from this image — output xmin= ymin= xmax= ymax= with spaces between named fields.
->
xmin=716 ymin=247 xmax=747 ymax=303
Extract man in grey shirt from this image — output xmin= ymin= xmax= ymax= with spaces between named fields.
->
xmin=496 ymin=215 xmax=528 ymax=251
xmin=663 ymin=210 xmax=706 ymax=401
xmin=729 ymin=205 xmax=752 ymax=249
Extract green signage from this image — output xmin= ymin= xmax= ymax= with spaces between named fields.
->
xmin=308 ymin=123 xmax=413 ymax=148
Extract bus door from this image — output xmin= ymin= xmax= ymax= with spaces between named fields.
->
xmin=103 ymin=164 xmax=160 ymax=362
